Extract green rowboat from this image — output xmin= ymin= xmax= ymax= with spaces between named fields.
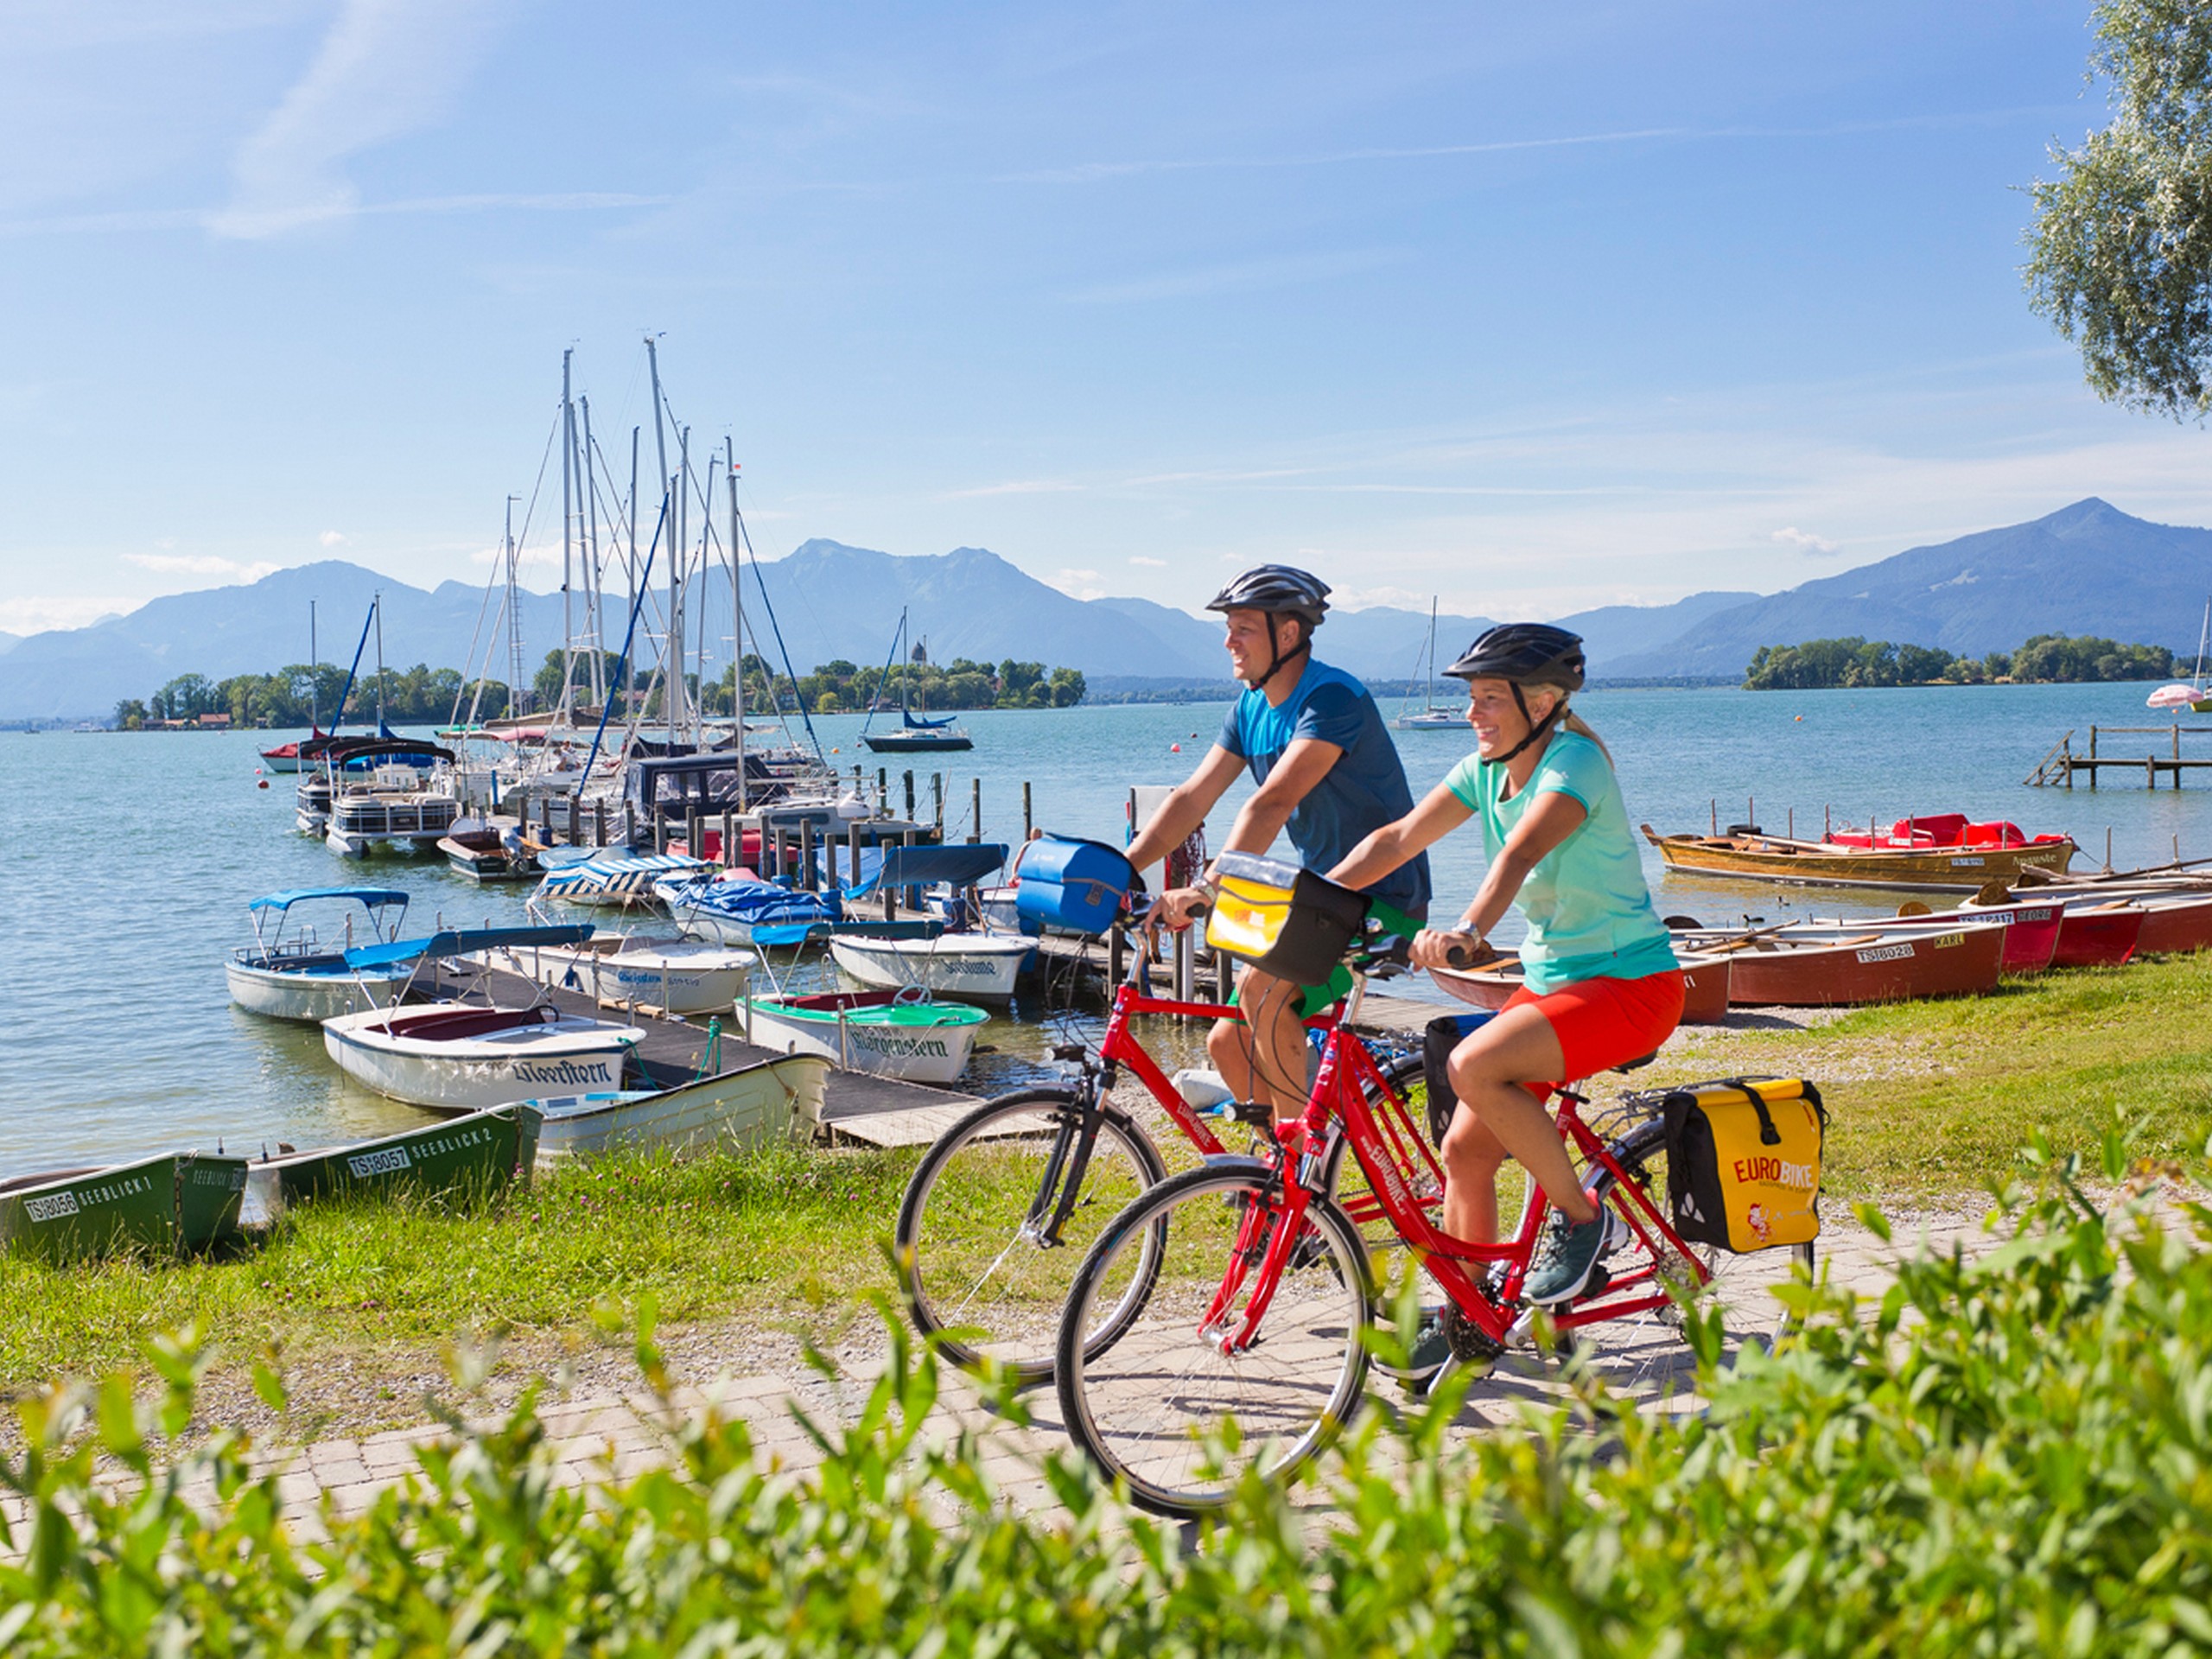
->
xmin=256 ymin=1103 xmax=542 ymax=1211
xmin=0 ymin=1152 xmax=250 ymax=1263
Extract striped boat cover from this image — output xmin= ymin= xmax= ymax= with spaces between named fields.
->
xmin=536 ymin=854 xmax=711 ymax=899
xmin=658 ymin=876 xmax=839 ymax=930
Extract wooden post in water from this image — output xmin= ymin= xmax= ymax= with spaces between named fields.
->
xmin=1022 ymin=780 xmax=1033 ymax=840
xmin=1710 ymin=798 xmax=1718 ymax=836
xmin=1787 ymin=807 xmax=1794 ymax=839
xmin=687 ymin=808 xmax=703 ymax=861
xmin=594 ymin=798 xmax=608 ymax=848
xmin=721 ymin=809 xmax=735 ymax=868
xmin=1108 ymin=919 xmax=1125 ymax=987
xmin=970 ymin=778 xmax=982 ymax=845
xmin=932 ymin=773 xmax=944 ymax=839
xmin=799 ymin=819 xmax=815 ymax=890
xmin=849 ymin=819 xmax=862 ymax=889
xmin=903 ymin=769 xmax=915 ymax=818
xmin=902 ymin=827 xmax=918 ymax=914
xmin=878 ymin=766 xmax=888 ymax=810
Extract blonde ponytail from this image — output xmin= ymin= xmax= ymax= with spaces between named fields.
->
xmin=1562 ymin=708 xmax=1611 ymax=763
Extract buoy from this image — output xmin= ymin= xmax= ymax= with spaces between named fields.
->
xmin=1795 ymin=715 xmax=1804 ymax=722
xmin=1170 ymin=742 xmax=1182 ymax=753
xmin=831 ymin=747 xmax=840 ymax=753
xmin=257 ymin=779 xmax=269 ymax=789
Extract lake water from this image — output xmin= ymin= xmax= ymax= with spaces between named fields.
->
xmin=3 ymin=679 xmax=2207 ymax=1174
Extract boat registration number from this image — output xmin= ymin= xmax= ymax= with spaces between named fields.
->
xmin=347 ymin=1147 xmax=413 ymax=1179
xmin=1855 ymin=943 xmax=1916 ymax=963
xmin=22 ymin=1192 xmax=81 ymax=1223
xmin=1949 ymin=856 xmax=1985 ymax=866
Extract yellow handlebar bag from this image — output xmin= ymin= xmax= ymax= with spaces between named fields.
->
xmin=1660 ymin=1077 xmax=1827 ymax=1254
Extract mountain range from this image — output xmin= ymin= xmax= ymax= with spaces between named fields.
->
xmin=0 ymin=498 xmax=2202 ymax=720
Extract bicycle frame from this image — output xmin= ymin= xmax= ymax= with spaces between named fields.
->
xmin=1202 ymin=998 xmax=1712 ymax=1353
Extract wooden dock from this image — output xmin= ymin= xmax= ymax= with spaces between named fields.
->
xmin=2028 ymin=725 xmax=2212 ymax=787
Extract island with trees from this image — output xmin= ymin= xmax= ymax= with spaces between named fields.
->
xmin=1743 ymin=633 xmax=2179 ymax=690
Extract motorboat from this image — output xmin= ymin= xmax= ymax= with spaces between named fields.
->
xmin=741 ymin=988 xmax=988 ymax=1085
xmin=827 ymin=932 xmax=1035 ymax=1001
xmin=470 ymin=931 xmax=756 ymax=1015
xmin=1431 ymin=951 xmax=1733 ymax=1026
xmin=438 ymin=817 xmax=541 ymax=882
xmin=657 ymin=873 xmax=840 ymax=945
xmin=0 ymin=1151 xmax=248 ymax=1262
xmin=535 ymin=853 xmax=714 ymax=908
xmin=529 ymin=1052 xmax=830 ymax=1166
xmin=226 ymin=887 xmax=419 ymax=1023
xmin=320 ymin=925 xmax=645 ymax=1111
xmin=296 ymin=737 xmax=455 ymax=838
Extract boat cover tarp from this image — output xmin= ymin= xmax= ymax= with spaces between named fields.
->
xmin=535 ymin=854 xmax=710 ymax=899
xmin=658 ymin=876 xmax=840 ymax=931
xmin=751 ymin=918 xmax=946 ymax=947
xmin=342 ymin=923 xmax=595 ymax=969
xmin=814 ymin=842 xmax=1007 ymax=897
xmin=248 ymin=887 xmax=410 ymax=912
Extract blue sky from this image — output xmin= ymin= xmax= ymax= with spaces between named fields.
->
xmin=1 ymin=1 xmax=2196 ymax=637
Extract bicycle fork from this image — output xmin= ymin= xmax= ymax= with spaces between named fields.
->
xmin=1201 ymin=1170 xmax=1314 ymax=1356
xmin=1023 ymin=1084 xmax=1110 ymax=1249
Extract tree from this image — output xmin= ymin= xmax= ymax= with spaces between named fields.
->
xmin=2024 ymin=1 xmax=2212 ymax=415
xmin=113 ymin=698 xmax=146 ymax=731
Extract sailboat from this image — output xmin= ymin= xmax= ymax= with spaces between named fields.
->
xmin=1392 ymin=598 xmax=1463 ymax=730
xmin=2146 ymin=596 xmax=2212 ymax=714
xmin=861 ymin=609 xmax=974 ymax=753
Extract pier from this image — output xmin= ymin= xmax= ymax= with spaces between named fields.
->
xmin=2026 ymin=725 xmax=2212 ymax=787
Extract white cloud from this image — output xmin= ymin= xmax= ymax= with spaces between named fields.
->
xmin=1128 ymin=555 xmax=1168 ymax=567
xmin=319 ymin=529 xmax=349 ymax=547
xmin=1332 ymin=585 xmax=1430 ymax=612
xmin=0 ymin=594 xmax=131 ymax=635
xmin=1770 ymin=525 xmax=1840 ymax=555
xmin=469 ymin=541 xmax=558 ymax=570
xmin=1046 ymin=567 xmax=1106 ymax=600
xmin=941 ymin=479 xmax=1082 ymax=499
xmin=208 ymin=0 xmax=518 ymax=239
xmin=123 ymin=552 xmax=280 ymax=579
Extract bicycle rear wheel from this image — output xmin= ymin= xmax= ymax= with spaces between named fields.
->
xmin=895 ymin=1087 xmax=1167 ymax=1385
xmin=1056 ymin=1165 xmax=1374 ymax=1518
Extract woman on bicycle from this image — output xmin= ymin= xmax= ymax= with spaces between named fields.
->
xmin=1328 ymin=623 xmax=1683 ymax=1306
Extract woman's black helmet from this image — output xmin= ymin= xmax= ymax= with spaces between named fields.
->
xmin=1205 ymin=565 xmax=1332 ymax=626
xmin=1443 ymin=623 xmax=1586 ymax=690
xmin=1444 ymin=624 xmax=1586 ymax=763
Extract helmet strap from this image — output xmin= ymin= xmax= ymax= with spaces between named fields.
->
xmin=1250 ymin=616 xmax=1311 ymax=694
xmin=1493 ymin=685 xmax=1564 ymax=765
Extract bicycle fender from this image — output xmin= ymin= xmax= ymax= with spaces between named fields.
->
xmin=1199 ymin=1153 xmax=1274 ymax=1176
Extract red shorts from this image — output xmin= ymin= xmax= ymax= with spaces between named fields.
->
xmin=1503 ymin=969 xmax=1687 ymax=1095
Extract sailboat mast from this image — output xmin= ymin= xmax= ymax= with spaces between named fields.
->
xmin=626 ymin=427 xmax=639 ymax=710
xmin=581 ymin=393 xmax=605 ymax=712
xmin=560 ymin=349 xmax=575 ymax=724
xmin=645 ymin=337 xmax=682 ymax=741
xmin=504 ymin=496 xmax=523 ymax=717
xmin=372 ymin=591 xmax=386 ymax=731
xmin=309 ymin=600 xmax=318 ymax=733
xmin=1427 ymin=596 xmax=1439 ymax=712
xmin=727 ymin=442 xmax=745 ymax=810
xmin=2195 ymin=595 xmax=2209 ymax=690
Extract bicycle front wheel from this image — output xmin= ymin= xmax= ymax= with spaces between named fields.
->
xmin=1056 ymin=1165 xmax=1375 ymax=1518
xmin=895 ymin=1086 xmax=1167 ymax=1385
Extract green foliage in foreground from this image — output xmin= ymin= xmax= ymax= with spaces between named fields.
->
xmin=4 ymin=1134 xmax=2209 ymax=1655
xmin=1744 ymin=632 xmax=2177 ymax=690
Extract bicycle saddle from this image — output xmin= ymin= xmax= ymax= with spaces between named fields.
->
xmin=1610 ymin=1051 xmax=1660 ymax=1074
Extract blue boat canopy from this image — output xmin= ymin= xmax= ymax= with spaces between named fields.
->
xmin=342 ymin=923 xmax=596 ymax=970
xmin=822 ymin=842 xmax=1008 ymax=898
xmin=249 ymin=887 xmax=411 ymax=913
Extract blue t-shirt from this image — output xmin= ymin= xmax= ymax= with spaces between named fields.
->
xmin=1443 ymin=728 xmax=1676 ymax=994
xmin=1217 ymin=659 xmax=1431 ymax=917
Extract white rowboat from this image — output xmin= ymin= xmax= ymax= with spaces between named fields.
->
xmin=321 ymin=1002 xmax=645 ymax=1112
xmin=827 ymin=933 xmax=1033 ymax=1001
xmin=529 ymin=1053 xmax=830 ymax=1166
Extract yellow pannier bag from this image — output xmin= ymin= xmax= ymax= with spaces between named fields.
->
xmin=1659 ymin=1077 xmax=1827 ymax=1254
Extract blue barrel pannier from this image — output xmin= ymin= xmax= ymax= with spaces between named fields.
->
xmin=1014 ymin=835 xmax=1137 ymax=935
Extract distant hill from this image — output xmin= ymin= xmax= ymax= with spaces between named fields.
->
xmin=7 ymin=499 xmax=2207 ymax=717
xmin=0 ymin=632 xmax=18 ymax=658
xmin=1607 ymin=499 xmax=2212 ymax=678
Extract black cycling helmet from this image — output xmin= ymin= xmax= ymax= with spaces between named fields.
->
xmin=1443 ymin=623 xmax=1586 ymax=762
xmin=1205 ymin=565 xmax=1332 ymax=625
xmin=1206 ymin=565 xmax=1330 ymax=690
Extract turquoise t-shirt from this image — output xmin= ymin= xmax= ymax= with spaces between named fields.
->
xmin=1443 ymin=728 xmax=1677 ymax=995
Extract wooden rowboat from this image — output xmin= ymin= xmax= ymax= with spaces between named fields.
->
xmin=1670 ymin=921 xmax=2006 ymax=1006
xmin=528 ymin=1052 xmax=830 ymax=1167
xmin=1772 ymin=901 xmax=2064 ymax=975
xmin=1642 ymin=824 xmax=2077 ymax=893
xmin=1429 ymin=954 xmax=1733 ymax=1026
xmin=2044 ymin=901 xmax=2145 ymax=968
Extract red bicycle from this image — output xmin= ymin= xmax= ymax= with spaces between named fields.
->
xmin=893 ymin=950 xmax=1429 ymax=1386
xmin=1052 ymin=911 xmax=1815 ymax=1517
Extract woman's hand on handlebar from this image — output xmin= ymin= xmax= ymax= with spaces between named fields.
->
xmin=1409 ymin=927 xmax=1487 ymax=972
xmin=1145 ymin=886 xmax=1211 ymax=932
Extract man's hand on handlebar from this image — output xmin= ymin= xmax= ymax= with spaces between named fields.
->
xmin=1409 ymin=927 xmax=1488 ymax=972
xmin=1144 ymin=887 xmax=1211 ymax=932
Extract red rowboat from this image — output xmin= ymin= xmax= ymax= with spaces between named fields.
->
xmin=1429 ymin=953 xmax=1733 ymax=1027
xmin=1804 ymin=900 xmax=2065 ymax=974
xmin=2132 ymin=893 xmax=2212 ymax=955
xmin=1670 ymin=921 xmax=2005 ymax=1007
xmin=2045 ymin=901 xmax=2145 ymax=968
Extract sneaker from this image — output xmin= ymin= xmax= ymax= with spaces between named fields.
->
xmin=1403 ymin=1312 xmax=1453 ymax=1375
xmin=1523 ymin=1211 xmax=1608 ymax=1306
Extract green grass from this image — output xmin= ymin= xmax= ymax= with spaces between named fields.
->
xmin=0 ymin=1140 xmax=919 ymax=1394
xmin=1647 ymin=949 xmax=2212 ymax=1199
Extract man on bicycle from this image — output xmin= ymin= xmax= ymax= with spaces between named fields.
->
xmin=1128 ymin=564 xmax=1430 ymax=1109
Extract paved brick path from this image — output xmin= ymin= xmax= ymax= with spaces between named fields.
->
xmin=39 ymin=1205 xmax=1981 ymax=1541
